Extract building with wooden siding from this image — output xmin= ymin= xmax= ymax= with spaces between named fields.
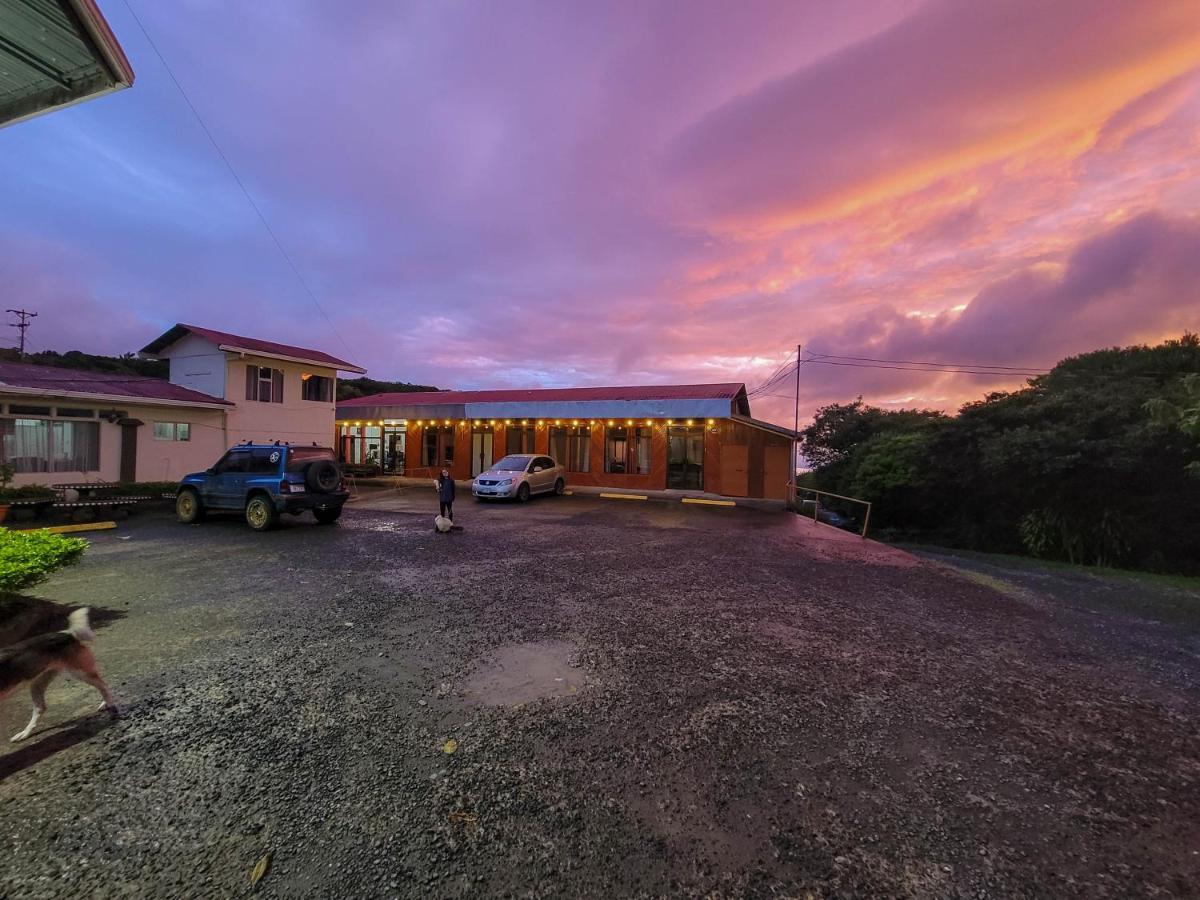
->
xmin=336 ymin=384 xmax=795 ymax=500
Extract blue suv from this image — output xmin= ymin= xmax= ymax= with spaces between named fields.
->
xmin=176 ymin=443 xmax=348 ymax=531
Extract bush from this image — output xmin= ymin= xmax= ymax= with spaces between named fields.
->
xmin=0 ymin=484 xmax=56 ymax=502
xmin=0 ymin=529 xmax=88 ymax=592
xmin=102 ymin=481 xmax=179 ymax=496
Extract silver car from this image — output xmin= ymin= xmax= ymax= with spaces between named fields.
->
xmin=472 ymin=454 xmax=566 ymax=501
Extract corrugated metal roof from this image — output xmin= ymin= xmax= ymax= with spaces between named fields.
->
xmin=141 ymin=323 xmax=365 ymax=373
xmin=0 ymin=360 xmax=232 ymax=406
xmin=339 ymin=383 xmax=746 ymax=409
xmin=0 ymin=0 xmax=134 ymax=128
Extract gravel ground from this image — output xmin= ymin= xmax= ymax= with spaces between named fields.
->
xmin=1 ymin=495 xmax=1198 ymax=898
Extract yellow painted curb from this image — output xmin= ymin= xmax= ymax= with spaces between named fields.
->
xmin=599 ymin=492 xmax=648 ymax=501
xmin=681 ymin=498 xmax=736 ymax=507
xmin=563 ymin=490 xmax=574 ymax=496
xmin=36 ymin=521 xmax=118 ymax=534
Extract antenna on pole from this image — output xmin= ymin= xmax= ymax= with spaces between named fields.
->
xmin=6 ymin=309 xmax=37 ymax=359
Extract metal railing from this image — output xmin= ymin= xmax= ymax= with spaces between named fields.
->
xmin=787 ymin=485 xmax=872 ymax=538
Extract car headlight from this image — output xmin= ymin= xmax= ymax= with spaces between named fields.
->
xmin=498 ymin=478 xmax=513 ymax=486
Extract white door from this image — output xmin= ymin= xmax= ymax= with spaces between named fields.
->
xmin=471 ymin=431 xmax=494 ymax=476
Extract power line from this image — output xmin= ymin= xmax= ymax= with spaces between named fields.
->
xmin=802 ymin=359 xmax=1046 ymax=377
xmin=804 ymin=349 xmax=1050 ymax=373
xmin=748 ymin=354 xmax=799 ymax=397
xmin=119 ymin=0 xmax=352 ymax=357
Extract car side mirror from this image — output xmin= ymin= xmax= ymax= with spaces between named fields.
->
xmin=533 ymin=466 xmax=543 ymax=473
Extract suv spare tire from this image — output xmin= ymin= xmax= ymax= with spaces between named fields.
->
xmin=306 ymin=459 xmax=342 ymax=493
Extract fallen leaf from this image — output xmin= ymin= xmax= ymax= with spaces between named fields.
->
xmin=250 ymin=851 xmax=272 ymax=888
xmin=442 ymin=739 xmax=458 ymax=754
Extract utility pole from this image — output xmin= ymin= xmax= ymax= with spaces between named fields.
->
xmin=7 ymin=308 xmax=37 ymax=359
xmin=791 ymin=343 xmax=801 ymax=510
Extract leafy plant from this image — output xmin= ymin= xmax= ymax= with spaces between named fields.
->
xmin=0 ymin=462 xmax=13 ymax=491
xmin=0 ymin=529 xmax=87 ymax=592
xmin=0 ymin=484 xmax=56 ymax=503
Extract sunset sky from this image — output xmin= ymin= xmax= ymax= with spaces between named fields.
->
xmin=2 ymin=0 xmax=1198 ymax=425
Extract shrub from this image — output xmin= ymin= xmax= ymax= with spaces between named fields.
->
xmin=0 ymin=529 xmax=88 ymax=592
xmin=0 ymin=484 xmax=56 ymax=502
xmin=102 ymin=481 xmax=179 ymax=497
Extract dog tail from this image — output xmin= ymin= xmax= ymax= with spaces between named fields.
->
xmin=67 ymin=607 xmax=95 ymax=642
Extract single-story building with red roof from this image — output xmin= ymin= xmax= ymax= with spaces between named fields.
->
xmin=337 ymin=384 xmax=795 ymax=499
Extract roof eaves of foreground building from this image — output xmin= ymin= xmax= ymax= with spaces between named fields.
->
xmin=0 ymin=0 xmax=134 ymax=129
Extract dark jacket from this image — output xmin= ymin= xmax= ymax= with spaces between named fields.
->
xmin=437 ymin=474 xmax=456 ymax=503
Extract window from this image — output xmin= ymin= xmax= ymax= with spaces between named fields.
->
xmin=8 ymin=404 xmax=51 ymax=416
xmin=550 ymin=425 xmax=590 ymax=472
xmin=1 ymin=418 xmax=99 ymax=473
xmin=605 ymin=426 xmax=650 ymax=474
xmin=50 ymin=421 xmax=99 ymax=472
xmin=214 ymin=451 xmax=250 ymax=474
xmin=154 ymin=422 xmax=191 ymax=441
xmin=301 ymin=373 xmax=333 ymax=402
xmin=534 ymin=456 xmax=555 ymax=472
xmin=246 ymin=365 xmax=284 ymax=403
xmin=505 ymin=425 xmax=535 ymax=455
xmin=249 ymin=448 xmax=283 ymax=474
xmin=420 ymin=426 xmax=455 ymax=467
xmin=56 ymin=407 xmax=95 ymax=418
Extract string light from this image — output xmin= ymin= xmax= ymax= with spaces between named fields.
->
xmin=687 ymin=419 xmax=694 ymax=426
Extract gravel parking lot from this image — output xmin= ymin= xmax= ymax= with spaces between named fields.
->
xmin=1 ymin=493 xmax=1198 ymax=898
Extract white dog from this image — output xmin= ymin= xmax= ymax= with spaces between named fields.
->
xmin=434 ymin=515 xmax=454 ymax=533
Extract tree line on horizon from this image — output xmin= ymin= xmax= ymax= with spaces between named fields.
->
xmin=798 ymin=334 xmax=1200 ymax=573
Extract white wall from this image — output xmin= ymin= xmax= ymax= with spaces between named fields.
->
xmin=162 ymin=333 xmax=228 ymax=399
xmin=225 ymin=355 xmax=338 ymax=447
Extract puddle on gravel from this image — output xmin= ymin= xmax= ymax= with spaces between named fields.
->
xmin=461 ymin=640 xmax=585 ymax=706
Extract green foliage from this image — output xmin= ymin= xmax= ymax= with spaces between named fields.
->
xmin=0 ymin=462 xmax=12 ymax=490
xmin=0 ymin=484 xmax=56 ymax=503
xmin=103 ymin=481 xmax=179 ymax=496
xmin=0 ymin=347 xmax=168 ymax=378
xmin=0 ymin=529 xmax=87 ymax=592
xmin=337 ymin=377 xmax=440 ymax=401
xmin=802 ymin=335 xmax=1200 ymax=572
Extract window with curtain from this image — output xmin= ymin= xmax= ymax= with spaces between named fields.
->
xmin=245 ymin=365 xmax=284 ymax=403
xmin=1 ymin=418 xmax=50 ymax=472
xmin=551 ymin=425 xmax=590 ymax=472
xmin=3 ymin=418 xmax=100 ymax=473
xmin=604 ymin=425 xmax=648 ymax=474
xmin=421 ymin=429 xmax=438 ymax=467
xmin=505 ymin=425 xmax=535 ymax=455
xmin=50 ymin=421 xmax=100 ymax=472
xmin=301 ymin=373 xmax=333 ymax=402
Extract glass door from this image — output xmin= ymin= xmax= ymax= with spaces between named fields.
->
xmin=383 ymin=426 xmax=406 ymax=474
xmin=471 ymin=427 xmax=494 ymax=476
xmin=667 ymin=425 xmax=704 ymax=489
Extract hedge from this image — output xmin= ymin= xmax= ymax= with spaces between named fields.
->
xmin=0 ymin=529 xmax=88 ymax=592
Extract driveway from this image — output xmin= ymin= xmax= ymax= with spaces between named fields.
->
xmin=1 ymin=497 xmax=1197 ymax=898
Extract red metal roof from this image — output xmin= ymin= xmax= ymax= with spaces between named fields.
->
xmin=339 ymin=383 xmax=747 ymax=408
xmin=0 ymin=360 xmax=231 ymax=407
xmin=141 ymin=324 xmax=365 ymax=373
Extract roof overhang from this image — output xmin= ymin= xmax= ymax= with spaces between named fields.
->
xmin=731 ymin=414 xmax=797 ymax=441
xmin=336 ymin=397 xmax=736 ymax=422
xmin=221 ymin=345 xmax=367 ymax=375
xmin=0 ymin=383 xmax=232 ymax=410
xmin=0 ymin=0 xmax=135 ymax=129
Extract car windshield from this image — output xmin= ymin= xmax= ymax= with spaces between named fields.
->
xmin=286 ymin=447 xmax=336 ymax=472
xmin=490 ymin=455 xmax=532 ymax=472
